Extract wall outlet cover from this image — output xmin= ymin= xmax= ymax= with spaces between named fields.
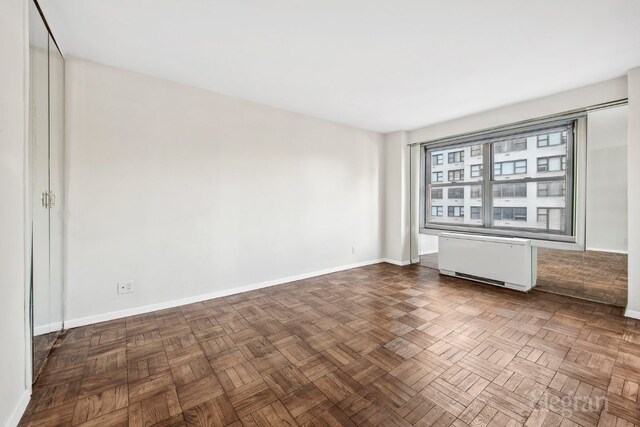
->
xmin=117 ymin=280 xmax=135 ymax=294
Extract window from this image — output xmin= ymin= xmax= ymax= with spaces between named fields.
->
xmin=537 ymin=156 xmax=566 ymax=172
xmin=448 ymin=151 xmax=464 ymax=164
xmin=494 ymin=160 xmax=526 ymax=176
xmin=448 ymin=206 xmax=464 ymax=217
xmin=448 ymin=169 xmax=464 ymax=182
xmin=537 ymin=181 xmax=565 ymax=197
xmin=470 ymin=207 xmax=481 ymax=219
xmin=537 ymin=208 xmax=565 ymax=231
xmin=432 ymin=154 xmax=443 ymax=165
xmin=493 ymin=207 xmax=527 ymax=222
xmin=494 ymin=138 xmax=527 ymax=153
xmin=471 ymin=165 xmax=482 ymax=177
xmin=448 ymin=187 xmax=464 ymax=199
xmin=470 ymin=185 xmax=482 ymax=199
xmin=431 ymin=206 xmax=443 ymax=217
xmin=537 ymin=131 xmax=566 ymax=147
xmin=493 ymin=183 xmax=527 ymax=198
xmin=424 ymin=120 xmax=574 ymax=241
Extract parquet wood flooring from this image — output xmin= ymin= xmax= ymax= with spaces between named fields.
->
xmin=20 ymin=263 xmax=640 ymax=426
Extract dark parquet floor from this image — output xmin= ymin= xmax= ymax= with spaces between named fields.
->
xmin=20 ymin=263 xmax=640 ymax=426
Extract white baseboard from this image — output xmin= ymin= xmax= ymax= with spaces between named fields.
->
xmin=585 ymin=247 xmax=628 ymax=255
xmin=33 ymin=322 xmax=63 ymax=336
xmin=382 ymin=258 xmax=411 ymax=266
xmin=624 ymin=309 xmax=640 ymax=320
xmin=64 ymin=259 xmax=383 ymax=329
xmin=420 ymin=250 xmax=438 ymax=256
xmin=5 ymin=390 xmax=30 ymax=427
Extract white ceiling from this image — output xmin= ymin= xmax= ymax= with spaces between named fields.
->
xmin=40 ymin=0 xmax=640 ymax=133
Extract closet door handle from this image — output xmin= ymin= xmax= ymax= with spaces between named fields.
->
xmin=49 ymin=192 xmax=56 ymax=208
xmin=41 ymin=192 xmax=49 ymax=208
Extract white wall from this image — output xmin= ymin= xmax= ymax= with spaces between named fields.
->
xmin=0 ymin=0 xmax=30 ymax=425
xmin=65 ymin=58 xmax=383 ymax=324
xmin=586 ymin=106 xmax=628 ymax=252
xmin=627 ymin=67 xmax=640 ymax=317
xmin=382 ymin=131 xmax=409 ymax=264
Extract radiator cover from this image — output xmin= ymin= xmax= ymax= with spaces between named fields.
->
xmin=438 ymin=233 xmax=537 ymax=292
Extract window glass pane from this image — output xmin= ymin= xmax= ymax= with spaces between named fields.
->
xmin=428 ymin=144 xmax=483 ymax=184
xmin=425 ymin=121 xmax=572 ymax=239
xmin=492 ymin=180 xmax=567 ymax=231
xmin=427 ymin=183 xmax=483 ymax=226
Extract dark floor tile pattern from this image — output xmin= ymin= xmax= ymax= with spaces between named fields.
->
xmin=20 ymin=263 xmax=640 ymax=426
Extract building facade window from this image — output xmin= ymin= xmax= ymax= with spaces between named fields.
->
xmin=494 ymin=138 xmax=527 ymax=154
xmin=470 ymin=206 xmax=481 ymax=219
xmin=470 ymin=165 xmax=482 ymax=177
xmin=470 ymin=185 xmax=482 ymax=199
xmin=537 ymin=130 xmax=567 ymax=147
xmin=494 ymin=160 xmax=527 ymax=176
xmin=432 ymin=206 xmax=443 ymax=217
xmin=537 ymin=155 xmax=566 ymax=172
xmin=537 ymin=208 xmax=565 ymax=231
xmin=448 ymin=206 xmax=464 ymax=217
xmin=448 ymin=151 xmax=464 ymax=164
xmin=432 ymin=154 xmax=443 ymax=165
xmin=423 ymin=119 xmax=574 ymax=241
xmin=537 ymin=181 xmax=565 ymax=197
xmin=448 ymin=187 xmax=464 ymax=199
xmin=493 ymin=183 xmax=527 ymax=198
xmin=493 ymin=207 xmax=527 ymax=221
xmin=448 ymin=169 xmax=464 ymax=182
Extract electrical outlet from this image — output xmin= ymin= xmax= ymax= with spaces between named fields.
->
xmin=352 ymin=246 xmax=356 ymax=254
xmin=117 ymin=280 xmax=135 ymax=294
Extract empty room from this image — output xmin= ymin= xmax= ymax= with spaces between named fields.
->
xmin=2 ymin=0 xmax=640 ymax=426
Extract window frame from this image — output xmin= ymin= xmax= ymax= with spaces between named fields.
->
xmin=421 ymin=118 xmax=577 ymax=243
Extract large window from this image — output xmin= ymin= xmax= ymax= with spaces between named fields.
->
xmin=423 ymin=120 xmax=574 ymax=240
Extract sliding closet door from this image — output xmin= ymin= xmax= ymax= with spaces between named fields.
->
xmin=49 ymin=36 xmax=65 ymax=343
xmin=29 ymin=0 xmax=52 ymax=379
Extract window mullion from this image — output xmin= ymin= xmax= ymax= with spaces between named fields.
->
xmin=482 ymin=142 xmax=492 ymax=228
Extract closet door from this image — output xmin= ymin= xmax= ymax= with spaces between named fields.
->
xmin=49 ymin=36 xmax=65 ymax=342
xmin=29 ymin=0 xmax=52 ymax=379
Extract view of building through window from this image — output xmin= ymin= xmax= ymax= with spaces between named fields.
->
xmin=425 ymin=125 xmax=571 ymax=236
